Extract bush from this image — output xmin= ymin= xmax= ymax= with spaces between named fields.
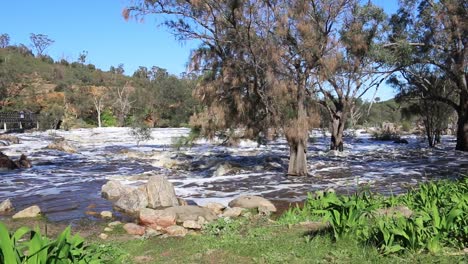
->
xmin=101 ymin=109 xmax=117 ymax=127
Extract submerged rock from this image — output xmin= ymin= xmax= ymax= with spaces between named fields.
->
xmin=228 ymin=195 xmax=277 ymax=212
xmin=0 ymin=198 xmax=14 ymax=212
xmin=12 ymin=205 xmax=41 ymax=219
xmin=47 ymin=139 xmax=76 ymax=153
xmin=394 ymin=138 xmax=409 ymax=144
xmin=0 ymin=134 xmax=20 ymax=144
xmin=0 ymin=152 xmax=19 ymax=170
xmin=213 ymin=162 xmax=242 ymax=177
xmin=16 ymin=154 xmax=32 ymax=168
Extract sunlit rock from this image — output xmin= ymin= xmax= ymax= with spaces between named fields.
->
xmin=163 ymin=205 xmax=218 ymax=223
xmin=228 ymin=195 xmax=276 ymax=212
xmin=12 ymin=205 xmax=41 ymax=219
xmin=146 ymin=175 xmax=179 ymax=208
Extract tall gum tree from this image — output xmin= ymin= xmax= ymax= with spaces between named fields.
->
xmin=124 ymin=0 xmax=325 ymax=176
xmin=387 ymin=0 xmax=467 ymax=151
xmin=317 ymin=2 xmax=388 ymax=151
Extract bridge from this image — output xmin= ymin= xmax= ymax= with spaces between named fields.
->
xmin=0 ymin=111 xmax=39 ymax=132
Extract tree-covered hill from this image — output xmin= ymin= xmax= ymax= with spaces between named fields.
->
xmin=0 ymin=43 xmax=197 ymax=129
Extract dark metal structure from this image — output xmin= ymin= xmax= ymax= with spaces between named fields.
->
xmin=0 ymin=111 xmax=39 ymax=131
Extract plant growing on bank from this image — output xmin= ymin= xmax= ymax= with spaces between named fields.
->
xmin=279 ymin=177 xmax=468 ymax=254
xmin=0 ymin=223 xmax=101 ymax=263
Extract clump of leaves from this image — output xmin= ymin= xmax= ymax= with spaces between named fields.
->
xmin=0 ymin=223 xmax=102 ymax=263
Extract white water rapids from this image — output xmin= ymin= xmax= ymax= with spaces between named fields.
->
xmin=0 ymin=127 xmax=467 ymax=222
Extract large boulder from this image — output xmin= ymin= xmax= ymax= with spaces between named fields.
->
xmin=163 ymin=206 xmax=218 ymax=223
xmin=0 ymin=198 xmax=14 ymax=212
xmin=139 ymin=208 xmax=176 ymax=228
xmin=228 ymin=195 xmax=276 ymax=212
xmin=146 ymin=175 xmax=179 ymax=208
xmin=12 ymin=205 xmax=41 ymax=219
xmin=101 ymin=180 xmax=126 ymax=200
xmin=114 ymin=187 xmax=148 ymax=214
xmin=47 ymin=139 xmax=76 ymax=153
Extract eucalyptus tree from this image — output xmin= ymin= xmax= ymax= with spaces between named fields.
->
xmin=317 ymin=1 xmax=387 ymax=151
xmin=387 ymin=0 xmax=467 ymax=151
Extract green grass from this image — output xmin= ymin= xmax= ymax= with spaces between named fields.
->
xmin=93 ymin=220 xmax=466 ymax=263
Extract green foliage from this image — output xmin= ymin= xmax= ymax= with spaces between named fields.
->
xmin=279 ymin=178 xmax=468 ymax=254
xmin=172 ymin=127 xmax=200 ymax=150
xmin=0 ymin=223 xmax=102 ymax=263
xmin=101 ymin=109 xmax=117 ymax=127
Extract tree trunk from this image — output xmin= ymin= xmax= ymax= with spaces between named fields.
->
xmin=455 ymin=111 xmax=468 ymax=151
xmin=455 ymin=95 xmax=468 ymax=151
xmin=286 ymin=78 xmax=309 ymax=176
xmin=97 ymin=109 xmax=102 ymax=128
xmin=330 ymin=109 xmax=347 ymax=151
xmin=286 ymin=136 xmax=308 ymax=176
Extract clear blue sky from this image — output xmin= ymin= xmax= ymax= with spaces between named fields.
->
xmin=0 ymin=0 xmax=399 ymax=100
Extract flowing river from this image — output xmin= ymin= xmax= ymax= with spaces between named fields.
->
xmin=1 ymin=127 xmax=467 ymax=222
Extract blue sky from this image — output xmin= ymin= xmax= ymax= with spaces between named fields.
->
xmin=0 ymin=0 xmax=399 ymax=100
